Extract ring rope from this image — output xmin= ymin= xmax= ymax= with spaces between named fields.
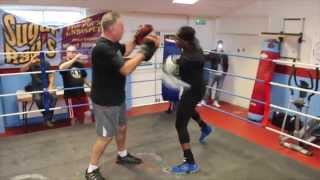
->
xmin=0 ymin=94 xmax=163 ymax=118
xmin=202 ymin=104 xmax=262 ymax=127
xmin=0 ymin=77 xmax=163 ymax=98
xmin=204 ymin=68 xmax=265 ymax=83
xmin=206 ymin=86 xmax=265 ymax=105
xmin=266 ymin=127 xmax=320 ymax=149
xmin=204 ymin=50 xmax=320 ymax=69
xmin=0 ymin=49 xmax=84 ymax=56
xmin=0 ymin=87 xmax=87 ymax=98
xmin=204 ymin=68 xmax=320 ymax=95
xmin=0 ymin=68 xmax=90 ymax=77
xmin=207 ymin=86 xmax=320 ymax=121
xmin=270 ymin=81 xmax=320 ymax=95
xmin=129 ymin=79 xmax=162 ymax=84
xmin=0 ymin=48 xmax=319 ymax=69
xmin=0 ymin=64 xmax=163 ymax=77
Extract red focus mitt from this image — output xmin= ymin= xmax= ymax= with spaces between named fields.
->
xmin=134 ymin=24 xmax=154 ymax=45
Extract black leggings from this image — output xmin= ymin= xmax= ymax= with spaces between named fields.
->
xmin=176 ymin=90 xmax=207 ymax=144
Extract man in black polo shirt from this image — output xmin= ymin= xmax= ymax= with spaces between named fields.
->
xmin=85 ymin=11 xmax=159 ymax=180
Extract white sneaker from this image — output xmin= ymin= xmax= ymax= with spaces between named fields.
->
xmin=213 ymin=101 xmax=221 ymax=108
xmin=70 ymin=119 xmax=76 ymax=126
xmin=84 ymin=111 xmax=93 ymax=124
xmin=197 ymin=100 xmax=206 ymax=107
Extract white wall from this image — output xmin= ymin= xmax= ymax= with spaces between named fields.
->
xmin=214 ymin=16 xmax=267 ymax=107
xmin=189 ymin=16 xmax=216 ymax=50
xmin=213 ymin=0 xmax=320 ymax=108
xmin=233 ymin=0 xmax=320 ymax=64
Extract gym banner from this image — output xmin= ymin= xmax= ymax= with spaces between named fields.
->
xmin=61 ymin=12 xmax=105 ymax=54
xmin=0 ymin=10 xmax=61 ymax=68
xmin=0 ymin=10 xmax=107 ymax=68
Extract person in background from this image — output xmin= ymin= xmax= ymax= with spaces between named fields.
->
xmin=202 ymin=40 xmax=229 ymax=107
xmin=20 ymin=54 xmax=57 ymax=127
xmin=59 ymin=45 xmax=91 ymax=125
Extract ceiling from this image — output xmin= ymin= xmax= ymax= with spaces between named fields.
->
xmin=0 ymin=0 xmax=258 ymax=17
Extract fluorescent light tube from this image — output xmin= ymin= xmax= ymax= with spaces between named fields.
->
xmin=173 ymin=0 xmax=199 ymax=5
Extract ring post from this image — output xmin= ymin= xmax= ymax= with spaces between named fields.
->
xmin=39 ymin=52 xmax=50 ymax=117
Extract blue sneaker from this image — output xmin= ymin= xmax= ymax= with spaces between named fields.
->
xmin=171 ymin=162 xmax=200 ymax=174
xmin=199 ymin=125 xmax=213 ymax=143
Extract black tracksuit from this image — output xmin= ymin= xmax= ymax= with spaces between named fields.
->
xmin=176 ymin=50 xmax=207 ymax=144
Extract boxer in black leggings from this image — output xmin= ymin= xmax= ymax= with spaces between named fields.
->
xmin=171 ymin=26 xmax=213 ymax=174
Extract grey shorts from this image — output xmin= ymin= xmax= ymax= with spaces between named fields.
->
xmin=93 ymin=103 xmax=127 ymax=137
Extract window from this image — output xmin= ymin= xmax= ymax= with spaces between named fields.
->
xmin=0 ymin=5 xmax=86 ymax=27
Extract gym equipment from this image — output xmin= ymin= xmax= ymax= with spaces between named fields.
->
xmin=248 ymin=39 xmax=280 ymax=122
xmin=279 ymin=59 xmax=319 ymax=156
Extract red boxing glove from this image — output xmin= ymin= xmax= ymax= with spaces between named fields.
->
xmin=134 ymin=24 xmax=154 ymax=45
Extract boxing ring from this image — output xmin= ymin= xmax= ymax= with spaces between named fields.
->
xmin=1 ymin=47 xmax=320 ymax=179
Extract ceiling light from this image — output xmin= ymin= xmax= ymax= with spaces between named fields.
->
xmin=173 ymin=0 xmax=199 ymax=5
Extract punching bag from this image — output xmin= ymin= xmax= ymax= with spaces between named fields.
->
xmin=248 ymin=39 xmax=280 ymax=122
xmin=162 ymin=39 xmax=181 ymax=102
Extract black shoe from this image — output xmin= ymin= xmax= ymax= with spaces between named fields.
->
xmin=116 ymin=153 xmax=143 ymax=165
xmin=85 ymin=168 xmax=105 ymax=180
xmin=45 ymin=121 xmax=54 ymax=128
xmin=165 ymin=108 xmax=173 ymax=114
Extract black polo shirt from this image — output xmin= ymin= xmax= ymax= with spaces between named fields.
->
xmin=91 ymin=37 xmax=126 ymax=106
